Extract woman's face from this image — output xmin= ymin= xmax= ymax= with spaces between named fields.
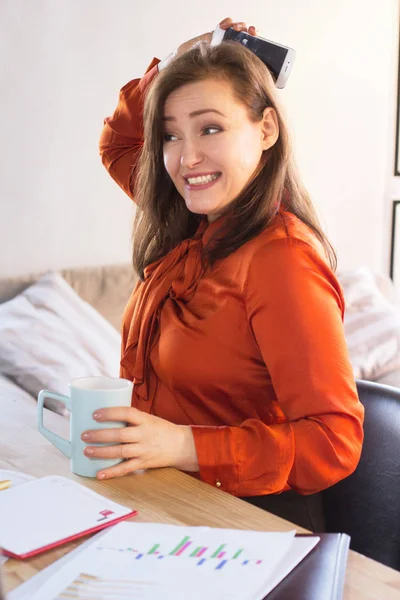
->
xmin=162 ymin=78 xmax=278 ymax=222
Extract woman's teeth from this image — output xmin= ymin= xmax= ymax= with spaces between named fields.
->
xmin=187 ymin=173 xmax=220 ymax=185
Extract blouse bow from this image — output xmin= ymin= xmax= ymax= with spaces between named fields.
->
xmin=120 ymin=218 xmax=212 ymax=404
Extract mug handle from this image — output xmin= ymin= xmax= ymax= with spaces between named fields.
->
xmin=37 ymin=390 xmax=71 ymax=458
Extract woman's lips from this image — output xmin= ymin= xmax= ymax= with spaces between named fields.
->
xmin=184 ymin=174 xmax=222 ymax=191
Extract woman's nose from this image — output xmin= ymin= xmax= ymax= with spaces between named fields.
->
xmin=180 ymin=142 xmax=203 ymax=169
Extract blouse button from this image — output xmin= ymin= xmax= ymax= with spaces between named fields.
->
xmin=215 ymin=480 xmax=222 ymax=488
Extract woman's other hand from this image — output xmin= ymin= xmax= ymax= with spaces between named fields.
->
xmin=81 ymin=407 xmax=199 ymax=480
xmin=177 ymin=18 xmax=258 ymax=57
xmin=160 ymin=18 xmax=259 ymax=70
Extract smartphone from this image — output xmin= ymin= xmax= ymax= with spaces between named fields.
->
xmin=211 ymin=26 xmax=296 ymax=89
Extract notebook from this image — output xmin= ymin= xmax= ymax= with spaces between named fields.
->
xmin=268 ymin=533 xmax=350 ymax=600
xmin=0 ymin=475 xmax=138 ymax=559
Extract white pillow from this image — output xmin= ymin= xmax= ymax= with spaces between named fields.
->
xmin=0 ymin=374 xmax=37 ymax=406
xmin=339 ymin=267 xmax=400 ymax=381
xmin=0 ymin=272 xmax=121 ymax=414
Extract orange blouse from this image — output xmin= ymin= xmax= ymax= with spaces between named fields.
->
xmin=99 ymin=58 xmax=364 ymax=498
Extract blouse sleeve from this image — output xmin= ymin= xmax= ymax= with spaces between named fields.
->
xmin=191 ymin=238 xmax=364 ymax=497
xmin=99 ymin=58 xmax=160 ymax=201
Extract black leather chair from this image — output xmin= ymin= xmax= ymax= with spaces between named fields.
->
xmin=322 ymin=379 xmax=400 ymax=571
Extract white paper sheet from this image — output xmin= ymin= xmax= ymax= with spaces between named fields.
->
xmin=0 ymin=476 xmax=135 ymax=556
xmin=0 ymin=470 xmax=35 ymax=488
xmin=18 ymin=522 xmax=318 ymax=600
xmin=7 ymin=530 xmax=110 ymax=600
xmin=0 ymin=470 xmax=36 ymax=565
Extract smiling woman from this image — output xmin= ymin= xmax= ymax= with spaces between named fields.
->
xmin=98 ymin=17 xmax=364 ymax=531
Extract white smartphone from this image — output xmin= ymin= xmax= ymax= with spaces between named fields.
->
xmin=211 ymin=26 xmax=296 ymax=89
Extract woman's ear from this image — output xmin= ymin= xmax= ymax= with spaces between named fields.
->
xmin=261 ymin=107 xmax=279 ymax=151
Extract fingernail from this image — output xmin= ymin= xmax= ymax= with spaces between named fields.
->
xmin=98 ymin=473 xmax=106 ymax=479
xmin=93 ymin=412 xmax=102 ymax=420
xmin=85 ymin=447 xmax=94 ymax=455
xmin=82 ymin=432 xmax=91 ymax=440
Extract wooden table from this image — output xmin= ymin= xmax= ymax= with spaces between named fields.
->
xmin=2 ymin=391 xmax=400 ymax=599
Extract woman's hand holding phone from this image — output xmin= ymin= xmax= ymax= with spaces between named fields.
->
xmin=177 ymin=17 xmax=258 ymax=56
xmin=158 ymin=17 xmax=258 ymax=71
xmin=161 ymin=17 xmax=295 ymax=88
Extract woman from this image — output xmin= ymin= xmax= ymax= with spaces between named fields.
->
xmin=89 ymin=17 xmax=364 ymax=530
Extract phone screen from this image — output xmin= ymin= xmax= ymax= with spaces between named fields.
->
xmin=223 ymin=29 xmax=288 ymax=81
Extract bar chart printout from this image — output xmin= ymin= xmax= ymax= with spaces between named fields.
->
xmin=24 ymin=522 xmax=318 ymax=600
xmin=94 ymin=533 xmax=266 ymax=570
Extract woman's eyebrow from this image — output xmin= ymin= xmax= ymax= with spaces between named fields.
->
xmin=163 ymin=109 xmax=226 ymax=122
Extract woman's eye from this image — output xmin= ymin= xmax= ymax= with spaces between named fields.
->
xmin=163 ymin=127 xmax=221 ymax=142
xmin=202 ymin=126 xmax=221 ymax=135
xmin=163 ymin=133 xmax=178 ymax=142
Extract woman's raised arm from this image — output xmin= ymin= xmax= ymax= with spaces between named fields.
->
xmin=99 ymin=18 xmax=256 ymax=201
xmin=99 ymin=57 xmax=160 ymax=201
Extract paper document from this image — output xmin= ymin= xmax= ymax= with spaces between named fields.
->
xmin=20 ymin=522 xmax=319 ymax=600
xmin=0 ymin=469 xmax=36 ymax=565
xmin=7 ymin=530 xmax=110 ymax=600
xmin=0 ymin=469 xmax=35 ymax=488
xmin=0 ymin=476 xmax=137 ymax=558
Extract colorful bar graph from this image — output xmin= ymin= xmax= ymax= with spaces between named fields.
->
xmin=211 ymin=544 xmax=226 ymax=558
xmin=176 ymin=541 xmax=192 ymax=556
xmin=190 ymin=546 xmax=202 ymax=557
xmin=170 ymin=536 xmax=190 ymax=555
xmin=96 ymin=539 xmax=265 ymax=570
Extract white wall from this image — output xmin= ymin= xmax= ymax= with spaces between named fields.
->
xmin=0 ymin=0 xmax=398 ymax=277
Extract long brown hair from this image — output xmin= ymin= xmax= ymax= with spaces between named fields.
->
xmin=132 ymin=41 xmax=336 ymax=279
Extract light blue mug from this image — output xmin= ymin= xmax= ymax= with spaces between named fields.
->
xmin=38 ymin=376 xmax=133 ymax=477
